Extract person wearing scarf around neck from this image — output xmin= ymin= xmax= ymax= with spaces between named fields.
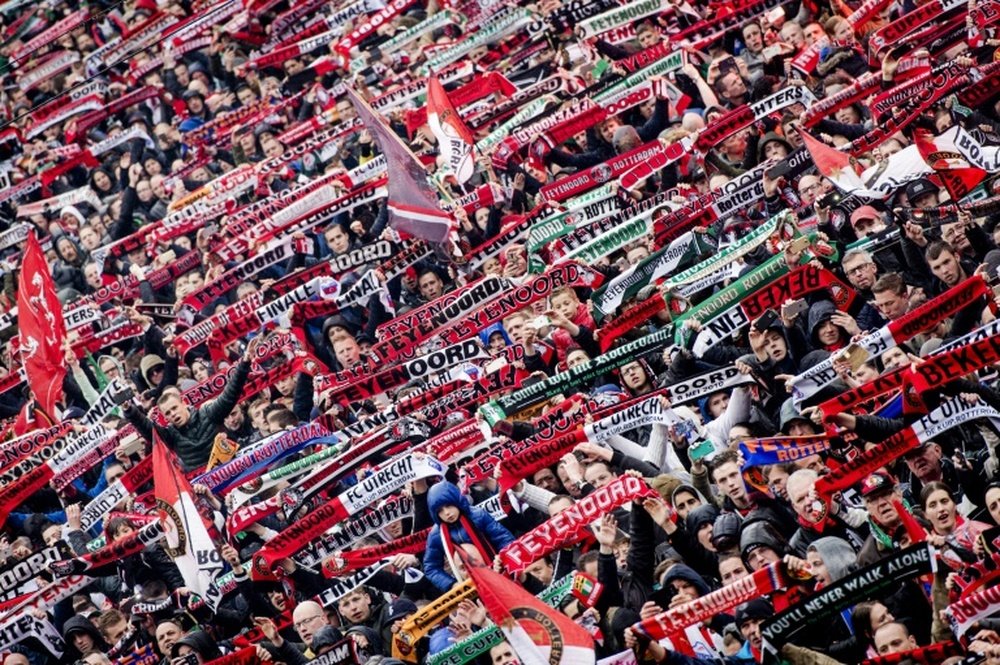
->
xmin=423 ymin=480 xmax=515 ymax=592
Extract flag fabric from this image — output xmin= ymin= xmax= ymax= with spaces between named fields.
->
xmin=465 ymin=560 xmax=595 ymax=665
xmin=798 ymin=128 xmax=867 ymax=194
xmin=914 ymin=128 xmax=987 ymax=201
xmin=346 ymin=89 xmax=455 ymax=244
xmin=427 ymin=73 xmax=476 ymax=184
xmin=153 ymin=433 xmax=223 ymax=596
xmin=16 ymin=231 xmax=66 ymax=417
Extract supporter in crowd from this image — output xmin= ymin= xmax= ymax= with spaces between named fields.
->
xmin=1 ymin=0 xmax=1000 ymax=663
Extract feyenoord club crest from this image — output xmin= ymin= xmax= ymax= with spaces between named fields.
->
xmin=156 ymin=499 xmax=188 ymax=558
xmin=592 ymin=164 xmax=613 ymax=184
xmin=509 ymin=607 xmax=565 ymax=661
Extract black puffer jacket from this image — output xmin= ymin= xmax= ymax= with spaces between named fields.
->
xmin=124 ymin=360 xmax=251 ymax=470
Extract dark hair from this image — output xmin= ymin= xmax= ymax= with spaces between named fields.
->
xmin=919 ymin=480 xmax=953 ymax=510
xmin=577 ymin=551 xmax=600 ymax=571
xmin=761 ymin=462 xmax=798 ymax=483
xmin=140 ymin=580 xmax=169 ymax=600
xmin=106 ymin=516 xmax=136 ymax=539
xmin=264 ymin=406 xmax=298 ymax=430
xmin=871 ymin=272 xmax=906 ymax=296
xmin=850 ymin=601 xmax=879 ymax=642
xmin=925 ymin=240 xmax=956 ymax=262
xmin=711 ymin=449 xmax=741 ymax=479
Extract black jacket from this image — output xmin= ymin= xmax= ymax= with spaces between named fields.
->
xmin=124 ymin=360 xmax=251 ymax=470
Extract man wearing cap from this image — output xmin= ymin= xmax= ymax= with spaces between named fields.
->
xmin=733 ymin=599 xmax=772 ymax=660
xmin=182 ymin=89 xmax=211 ymax=122
xmin=901 ymin=438 xmax=984 ymax=510
xmin=856 ymin=473 xmax=937 ymax=644
xmin=849 ymin=206 xmax=887 ymax=240
xmin=905 ymin=178 xmax=940 ymax=210
xmin=856 ymin=471 xmax=911 ymax=566
xmin=381 ymin=598 xmax=417 ymax=654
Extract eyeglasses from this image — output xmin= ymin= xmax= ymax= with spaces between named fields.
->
xmin=294 ymin=615 xmax=324 ymax=630
xmin=844 ymin=262 xmax=874 ymax=276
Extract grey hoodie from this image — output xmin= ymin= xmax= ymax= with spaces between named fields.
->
xmin=809 ymin=536 xmax=857 ymax=584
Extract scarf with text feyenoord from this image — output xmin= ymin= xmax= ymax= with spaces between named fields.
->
xmin=634 ymin=562 xmax=791 ymax=641
xmin=296 ymin=494 xmax=415 ymax=567
xmin=0 ymin=541 xmax=72 ymax=602
xmin=498 ymin=475 xmax=656 ymax=573
xmin=369 ymin=275 xmax=514 ymax=363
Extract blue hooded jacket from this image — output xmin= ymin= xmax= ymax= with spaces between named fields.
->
xmin=423 ymin=481 xmax=515 ymax=591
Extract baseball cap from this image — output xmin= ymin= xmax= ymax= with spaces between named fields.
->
xmin=860 ymin=471 xmax=895 ymax=497
xmin=849 ymin=205 xmax=880 ymax=228
xmin=735 ymin=599 xmax=774 ymax=628
xmin=905 ymin=178 xmax=938 ymax=203
xmin=382 ymin=598 xmax=417 ymax=627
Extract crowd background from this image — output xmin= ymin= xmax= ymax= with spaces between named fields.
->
xmin=0 ymin=0 xmax=999 ymax=663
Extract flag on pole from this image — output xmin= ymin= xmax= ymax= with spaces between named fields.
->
xmin=465 ymin=560 xmax=595 ymax=665
xmin=16 ymin=231 xmax=66 ymax=418
xmin=346 ymin=88 xmax=455 ymax=243
xmin=427 ymin=73 xmax=476 ymax=184
xmin=153 ymin=433 xmax=223 ymax=596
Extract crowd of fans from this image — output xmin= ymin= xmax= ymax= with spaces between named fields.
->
xmin=0 ymin=0 xmax=1000 ymax=663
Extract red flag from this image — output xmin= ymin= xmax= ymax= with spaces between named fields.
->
xmin=465 ymin=561 xmax=595 ymax=665
xmin=914 ymin=129 xmax=986 ymax=202
xmin=427 ymin=73 xmax=476 ymax=184
xmin=16 ymin=231 xmax=66 ymax=417
xmin=153 ymin=433 xmax=223 ymax=596
xmin=346 ymin=89 xmax=455 ymax=244
xmin=798 ymin=128 xmax=866 ymax=193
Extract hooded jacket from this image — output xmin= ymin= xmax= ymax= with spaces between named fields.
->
xmin=807 ymin=300 xmax=848 ymax=353
xmin=62 ymin=614 xmax=109 ymax=658
xmin=423 ymin=482 xmax=515 ymax=591
xmin=171 ymin=632 xmax=223 ymax=661
xmin=807 ymin=536 xmax=857 ymax=585
xmin=662 ymin=564 xmax=732 ymax=635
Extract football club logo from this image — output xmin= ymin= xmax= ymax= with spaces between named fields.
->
xmin=509 ymin=606 xmax=564 ymax=661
